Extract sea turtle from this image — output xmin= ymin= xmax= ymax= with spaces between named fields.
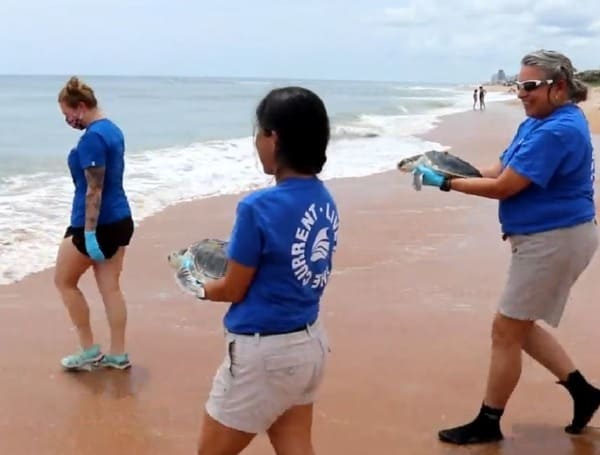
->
xmin=168 ymin=238 xmax=229 ymax=294
xmin=397 ymin=150 xmax=481 ymax=190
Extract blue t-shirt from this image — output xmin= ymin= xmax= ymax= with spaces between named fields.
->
xmin=499 ymin=104 xmax=595 ymax=235
xmin=224 ymin=177 xmax=340 ymax=334
xmin=68 ymin=119 xmax=132 ymax=227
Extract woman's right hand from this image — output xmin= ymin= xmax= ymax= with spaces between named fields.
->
xmin=84 ymin=231 xmax=106 ymax=261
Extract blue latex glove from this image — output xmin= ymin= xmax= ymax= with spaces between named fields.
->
xmin=413 ymin=164 xmax=446 ymax=187
xmin=84 ymin=231 xmax=106 ymax=261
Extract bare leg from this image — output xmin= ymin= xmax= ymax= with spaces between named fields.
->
xmin=93 ymin=247 xmax=127 ymax=354
xmin=484 ymin=314 xmax=534 ymax=408
xmin=267 ymin=404 xmax=315 ymax=455
xmin=522 ymin=323 xmax=575 ymax=382
xmin=197 ymin=412 xmax=255 ymax=455
xmin=54 ymin=237 xmax=94 ymax=348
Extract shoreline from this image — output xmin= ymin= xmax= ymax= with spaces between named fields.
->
xmin=3 ymin=85 xmax=599 ymax=288
xmin=2 ymin=99 xmax=600 ymax=454
xmin=0 ymin=95 xmax=508 ymax=288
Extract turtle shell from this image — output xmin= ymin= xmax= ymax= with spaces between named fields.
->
xmin=398 ymin=150 xmax=482 ymax=179
xmin=168 ymin=238 xmax=229 ymax=281
xmin=187 ymin=238 xmax=229 ymax=279
xmin=423 ymin=150 xmax=482 ymax=178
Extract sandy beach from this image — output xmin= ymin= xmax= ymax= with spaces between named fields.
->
xmin=1 ymin=98 xmax=600 ymax=454
xmin=582 ymin=87 xmax=600 ymax=134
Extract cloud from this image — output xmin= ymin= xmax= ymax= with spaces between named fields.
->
xmin=531 ymin=2 xmax=599 ymax=38
xmin=375 ymin=0 xmax=600 ymax=76
xmin=0 ymin=0 xmax=597 ymax=82
xmin=381 ymin=5 xmax=437 ymax=26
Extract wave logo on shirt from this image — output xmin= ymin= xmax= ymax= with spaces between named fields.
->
xmin=291 ymin=202 xmax=339 ymax=289
xmin=310 ymin=227 xmax=330 ymax=262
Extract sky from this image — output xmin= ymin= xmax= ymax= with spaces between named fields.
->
xmin=2 ymin=0 xmax=599 ymax=83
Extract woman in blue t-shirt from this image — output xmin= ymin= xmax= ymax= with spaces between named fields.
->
xmin=55 ymin=77 xmax=134 ymax=371
xmin=414 ymin=50 xmax=600 ymax=445
xmin=179 ymin=87 xmax=339 ymax=454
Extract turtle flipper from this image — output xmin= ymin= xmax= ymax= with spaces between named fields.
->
xmin=174 ymin=265 xmax=206 ymax=297
xmin=412 ymin=171 xmax=423 ymax=191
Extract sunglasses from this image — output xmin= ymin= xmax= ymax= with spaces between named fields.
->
xmin=515 ymin=79 xmax=553 ymax=92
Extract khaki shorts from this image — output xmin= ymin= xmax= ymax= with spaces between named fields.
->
xmin=499 ymin=221 xmax=598 ymax=327
xmin=205 ymin=320 xmax=329 ymax=434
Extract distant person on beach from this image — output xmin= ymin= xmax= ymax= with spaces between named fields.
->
xmin=479 ymin=85 xmax=486 ymax=110
xmin=178 ymin=87 xmax=338 ymax=454
xmin=55 ymin=76 xmax=134 ymax=371
xmin=413 ymin=49 xmax=599 ymax=445
xmin=473 ymin=88 xmax=478 ymax=110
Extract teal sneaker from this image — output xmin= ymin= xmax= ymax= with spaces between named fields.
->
xmin=98 ymin=353 xmax=131 ymax=370
xmin=61 ymin=344 xmax=104 ymax=371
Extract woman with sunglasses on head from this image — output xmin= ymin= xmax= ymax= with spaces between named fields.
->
xmin=55 ymin=76 xmax=134 ymax=371
xmin=413 ymin=49 xmax=599 ymax=445
xmin=179 ymin=87 xmax=338 ymax=455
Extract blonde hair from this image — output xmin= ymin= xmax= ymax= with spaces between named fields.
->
xmin=58 ymin=76 xmax=98 ymax=109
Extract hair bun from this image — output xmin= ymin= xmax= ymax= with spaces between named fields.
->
xmin=58 ymin=76 xmax=98 ymax=108
xmin=67 ymin=76 xmax=81 ymax=91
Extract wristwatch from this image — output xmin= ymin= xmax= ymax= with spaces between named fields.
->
xmin=440 ymin=177 xmax=451 ymax=192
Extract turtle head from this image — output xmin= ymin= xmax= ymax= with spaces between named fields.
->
xmin=167 ymin=248 xmax=189 ymax=269
xmin=397 ymin=154 xmax=424 ymax=173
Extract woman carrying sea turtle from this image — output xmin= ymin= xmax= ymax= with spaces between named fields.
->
xmin=177 ymin=86 xmax=339 ymax=454
xmin=414 ymin=49 xmax=600 ymax=444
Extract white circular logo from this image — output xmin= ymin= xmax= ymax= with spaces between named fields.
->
xmin=290 ymin=202 xmax=339 ymax=289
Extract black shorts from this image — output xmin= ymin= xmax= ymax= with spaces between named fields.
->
xmin=64 ymin=216 xmax=134 ymax=259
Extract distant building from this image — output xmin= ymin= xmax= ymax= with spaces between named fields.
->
xmin=490 ymin=69 xmax=507 ymax=83
xmin=489 ymin=69 xmax=517 ymax=86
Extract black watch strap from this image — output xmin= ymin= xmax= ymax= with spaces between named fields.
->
xmin=440 ymin=178 xmax=451 ymax=192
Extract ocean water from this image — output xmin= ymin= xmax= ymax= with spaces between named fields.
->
xmin=0 ymin=76 xmax=514 ymax=285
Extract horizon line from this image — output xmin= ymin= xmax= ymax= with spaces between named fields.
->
xmin=0 ymin=73 xmax=478 ymax=85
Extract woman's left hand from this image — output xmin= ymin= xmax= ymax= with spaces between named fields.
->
xmin=413 ymin=164 xmax=446 ymax=187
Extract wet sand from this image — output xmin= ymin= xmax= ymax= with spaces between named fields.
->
xmin=1 ymin=101 xmax=600 ymax=454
